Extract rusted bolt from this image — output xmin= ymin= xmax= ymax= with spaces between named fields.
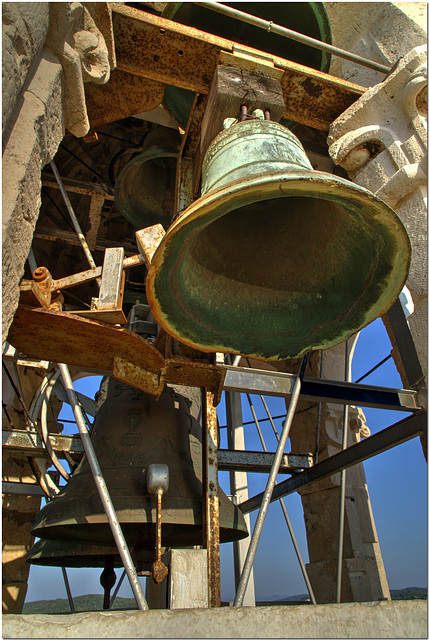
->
xmin=239 ymin=104 xmax=248 ymax=122
xmin=33 ymin=267 xmax=48 ymax=282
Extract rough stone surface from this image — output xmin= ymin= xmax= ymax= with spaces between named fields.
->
xmin=325 ymin=2 xmax=427 ymax=87
xmin=3 ymin=601 xmax=427 ymax=638
xmin=2 ymin=3 xmax=50 ymax=138
xmin=2 ymin=50 xmax=64 ymax=349
xmin=328 ymin=45 xmax=428 ymax=378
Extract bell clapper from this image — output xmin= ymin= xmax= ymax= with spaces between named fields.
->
xmin=100 ymin=555 xmax=116 ymax=610
xmin=147 ymin=464 xmax=169 ymax=584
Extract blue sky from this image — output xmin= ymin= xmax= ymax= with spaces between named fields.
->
xmin=25 ymin=317 xmax=427 ymax=603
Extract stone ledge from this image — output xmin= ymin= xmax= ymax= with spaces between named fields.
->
xmin=3 ymin=600 xmax=427 ymax=638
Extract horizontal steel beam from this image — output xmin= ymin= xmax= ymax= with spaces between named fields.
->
xmin=223 ymin=366 xmax=419 ymax=412
xmin=111 ymin=3 xmax=365 ymax=131
xmin=239 ymin=411 xmax=426 ymax=514
xmin=218 ymin=449 xmax=313 ymax=473
xmin=2 ymin=429 xmax=84 ymax=460
xmin=2 ymin=482 xmax=46 ymax=496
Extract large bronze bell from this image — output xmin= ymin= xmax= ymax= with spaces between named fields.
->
xmin=27 ymin=538 xmax=124 ymax=569
xmin=31 ymin=379 xmax=248 ymax=547
xmin=146 ymin=118 xmax=411 ymax=361
xmin=114 ymin=126 xmax=181 ymax=229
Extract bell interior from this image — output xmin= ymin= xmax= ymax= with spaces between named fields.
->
xmin=168 ymin=194 xmax=398 ymax=359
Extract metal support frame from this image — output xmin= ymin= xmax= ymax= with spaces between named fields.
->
xmin=57 ymin=363 xmax=148 ymax=611
xmin=239 ymin=411 xmax=426 ymax=514
xmin=223 ymin=366 xmax=419 ymax=412
xmin=233 ymin=353 xmax=309 ymax=607
xmin=245 ymin=391 xmax=317 ymax=605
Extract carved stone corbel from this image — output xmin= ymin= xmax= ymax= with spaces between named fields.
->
xmin=44 ymin=2 xmax=115 ymax=137
xmin=328 ymin=45 xmax=428 ymax=376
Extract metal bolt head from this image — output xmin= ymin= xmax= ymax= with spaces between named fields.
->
xmin=33 ymin=267 xmax=48 ymax=282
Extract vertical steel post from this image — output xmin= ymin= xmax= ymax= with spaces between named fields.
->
xmin=233 ymin=353 xmax=309 ymax=607
xmin=225 ymin=391 xmax=256 ymax=606
xmin=336 ymin=339 xmax=351 ymax=603
xmin=58 ymin=363 xmax=148 ymax=610
xmin=202 ymin=389 xmax=221 ymax=607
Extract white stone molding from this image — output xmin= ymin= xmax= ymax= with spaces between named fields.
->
xmin=328 ymin=44 xmax=428 ymax=377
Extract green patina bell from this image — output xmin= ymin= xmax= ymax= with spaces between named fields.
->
xmin=114 ymin=126 xmax=181 ymax=229
xmin=31 ymin=379 xmax=248 ymax=547
xmin=146 ymin=118 xmax=411 ymax=361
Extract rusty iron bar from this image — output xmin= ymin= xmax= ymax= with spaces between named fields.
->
xmin=151 ymin=491 xmax=168 ymax=583
xmin=49 ymin=161 xmax=100 ymax=285
xmin=50 ymin=254 xmax=145 ymax=292
xmin=57 ymin=362 xmax=148 ymax=610
xmin=202 ymin=389 xmax=221 ymax=607
xmin=245 ymin=394 xmax=316 ymax=605
xmin=233 ymin=353 xmax=310 ymax=607
xmin=336 ymin=339 xmax=352 ymax=603
xmin=195 ymin=1 xmax=392 ymax=74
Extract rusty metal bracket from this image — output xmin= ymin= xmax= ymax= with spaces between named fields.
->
xmin=111 ymin=3 xmax=365 ymax=132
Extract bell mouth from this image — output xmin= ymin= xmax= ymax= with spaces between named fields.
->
xmin=146 ymin=171 xmax=411 ymax=361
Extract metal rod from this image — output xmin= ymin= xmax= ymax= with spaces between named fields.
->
xmin=61 ymin=567 xmax=76 ymax=613
xmin=109 ymin=569 xmax=126 ymax=609
xmin=354 ymin=354 xmax=392 ymax=383
xmin=314 ymin=351 xmax=325 ymax=464
xmin=195 ymin=1 xmax=392 ymax=74
xmin=233 ymin=353 xmax=309 ymax=607
xmin=246 ymin=395 xmax=317 ymax=604
xmin=225 ymin=391 xmax=256 ymax=606
xmin=336 ymin=340 xmax=352 ymax=603
xmin=49 ymin=161 xmax=100 ymax=280
xmin=57 ymin=363 xmax=148 ymax=611
xmin=27 ymin=248 xmax=38 ymax=275
xmin=239 ymin=411 xmax=425 ymax=514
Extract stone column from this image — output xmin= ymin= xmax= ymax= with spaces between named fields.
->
xmin=328 ymin=45 xmax=428 ymax=382
xmin=288 ymin=345 xmax=390 ymax=603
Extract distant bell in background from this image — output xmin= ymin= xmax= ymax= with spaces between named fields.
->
xmin=146 ymin=116 xmax=411 ymax=362
xmin=115 ymin=126 xmax=181 ymax=229
xmin=31 ymin=379 xmax=248 ymax=548
xmin=161 ymin=2 xmax=332 ymax=129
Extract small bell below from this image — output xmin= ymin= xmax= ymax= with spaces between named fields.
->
xmin=31 ymin=379 xmax=248 ymax=547
xmin=146 ymin=117 xmax=411 ymax=361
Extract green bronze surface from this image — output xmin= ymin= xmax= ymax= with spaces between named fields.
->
xmin=146 ymin=121 xmax=411 ymax=361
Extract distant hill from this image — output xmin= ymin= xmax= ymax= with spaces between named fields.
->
xmin=22 ymin=587 xmax=427 ymax=614
xmin=23 ymin=594 xmax=138 ymax=615
xmin=390 ymin=587 xmax=427 ymax=600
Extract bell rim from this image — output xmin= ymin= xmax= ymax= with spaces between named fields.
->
xmin=147 ymin=170 xmax=411 ymax=360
